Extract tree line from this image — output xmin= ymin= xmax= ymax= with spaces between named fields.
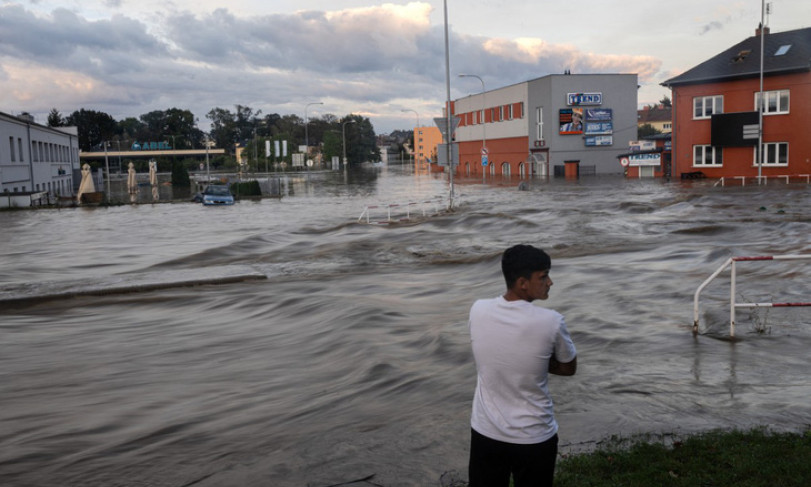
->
xmin=47 ymin=105 xmax=381 ymax=167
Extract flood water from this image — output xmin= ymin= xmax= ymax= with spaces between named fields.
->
xmin=1 ymin=165 xmax=809 ymax=487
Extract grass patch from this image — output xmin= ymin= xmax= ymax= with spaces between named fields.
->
xmin=555 ymin=428 xmax=811 ymax=487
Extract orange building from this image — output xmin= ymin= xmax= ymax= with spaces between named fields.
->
xmin=412 ymin=126 xmax=442 ymax=168
xmin=662 ymin=26 xmax=811 ymax=181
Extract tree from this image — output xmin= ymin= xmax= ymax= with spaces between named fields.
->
xmin=118 ymin=117 xmax=148 ymax=147
xmin=47 ymin=108 xmax=64 ymax=127
xmin=638 ymin=123 xmax=662 ymax=138
xmin=322 ymin=130 xmax=341 ymax=163
xmin=343 ymin=114 xmax=379 ymax=164
xmin=659 ymin=95 xmax=672 ymax=108
xmin=206 ymin=107 xmax=236 ymax=153
xmin=65 ymin=109 xmax=118 ymax=151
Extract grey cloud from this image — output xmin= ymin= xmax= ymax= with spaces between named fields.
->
xmin=3 ymin=4 xmax=663 ymax=133
xmin=0 ymin=5 xmax=167 ymax=72
xmin=699 ymin=21 xmax=724 ymax=35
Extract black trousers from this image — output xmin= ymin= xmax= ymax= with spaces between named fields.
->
xmin=468 ymin=428 xmax=558 ymax=487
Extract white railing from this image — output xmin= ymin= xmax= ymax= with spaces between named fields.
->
xmin=357 ymin=198 xmax=444 ymax=224
xmin=693 ymin=254 xmax=811 ymax=336
xmin=714 ymin=174 xmax=811 ymax=187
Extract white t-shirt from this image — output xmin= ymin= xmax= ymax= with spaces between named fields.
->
xmin=469 ymin=296 xmax=577 ymax=444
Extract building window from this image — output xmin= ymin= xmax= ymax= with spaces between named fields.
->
xmin=693 ymin=95 xmax=723 ymax=119
xmin=663 ymin=123 xmax=672 ymax=130
xmin=774 ymin=44 xmax=791 ymax=56
xmin=536 ymin=107 xmax=543 ymax=140
xmin=755 ymin=90 xmax=789 ymax=115
xmin=754 ymin=142 xmax=788 ymax=166
xmin=9 ymin=136 xmax=15 ymax=162
xmin=18 ymin=138 xmax=24 ymax=161
xmin=693 ymin=145 xmax=723 ymax=166
xmin=506 ymin=104 xmax=513 ymax=120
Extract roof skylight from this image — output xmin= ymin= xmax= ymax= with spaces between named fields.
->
xmin=775 ymin=44 xmax=792 ymax=56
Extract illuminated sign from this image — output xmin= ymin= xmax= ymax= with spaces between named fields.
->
xmin=567 ymin=93 xmax=602 ymax=106
xmin=131 ymin=141 xmax=172 ymax=150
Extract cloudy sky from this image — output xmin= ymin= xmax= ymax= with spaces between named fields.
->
xmin=1 ymin=0 xmax=808 ymax=134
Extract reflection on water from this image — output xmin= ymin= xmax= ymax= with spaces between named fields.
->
xmin=1 ymin=165 xmax=809 ymax=486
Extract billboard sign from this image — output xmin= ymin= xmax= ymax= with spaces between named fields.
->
xmin=585 ymin=135 xmax=613 ymax=146
xmin=628 ymin=153 xmax=661 ymax=166
xmin=584 ymin=121 xmax=613 ymax=135
xmin=559 ymin=108 xmax=584 ymax=135
xmin=585 ymin=108 xmax=612 ymax=121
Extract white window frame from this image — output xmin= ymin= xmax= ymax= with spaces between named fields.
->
xmin=755 ymin=90 xmax=789 ymax=115
xmin=693 ymin=95 xmax=723 ymax=119
xmin=753 ymin=142 xmax=789 ymax=166
xmin=693 ymin=145 xmax=723 ymax=167
xmin=536 ymin=107 xmax=543 ymax=140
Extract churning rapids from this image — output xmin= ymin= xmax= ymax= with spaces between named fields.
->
xmin=1 ymin=165 xmax=809 ymax=487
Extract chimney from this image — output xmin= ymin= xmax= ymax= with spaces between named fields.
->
xmin=756 ymin=23 xmax=770 ymax=36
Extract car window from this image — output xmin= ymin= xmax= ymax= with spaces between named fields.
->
xmin=206 ymin=186 xmax=231 ymax=195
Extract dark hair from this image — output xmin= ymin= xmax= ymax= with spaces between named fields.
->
xmin=501 ymin=244 xmax=551 ymax=288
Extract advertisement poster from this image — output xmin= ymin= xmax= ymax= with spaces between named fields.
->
xmin=584 ymin=121 xmax=613 ymax=135
xmin=584 ymin=108 xmax=612 ymax=121
xmin=585 ymin=135 xmax=613 ymax=146
xmin=559 ymin=108 xmax=583 ymax=135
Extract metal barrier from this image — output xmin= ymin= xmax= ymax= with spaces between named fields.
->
xmin=693 ymin=254 xmax=811 ymax=336
xmin=714 ymin=174 xmax=811 ymax=187
xmin=357 ymin=198 xmax=444 ymax=224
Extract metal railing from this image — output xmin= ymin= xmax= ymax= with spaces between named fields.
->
xmin=357 ymin=198 xmax=444 ymax=224
xmin=714 ymin=174 xmax=811 ymax=186
xmin=693 ymin=254 xmax=811 ymax=336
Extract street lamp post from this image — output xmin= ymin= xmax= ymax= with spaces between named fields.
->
xmin=402 ymin=109 xmax=419 ymax=165
xmin=205 ymin=134 xmax=210 ymax=182
xmin=458 ymin=73 xmax=487 ymax=170
xmin=103 ymin=141 xmax=110 ymax=198
xmin=304 ymin=102 xmax=324 ymax=169
xmin=443 ymin=0 xmax=454 ymax=209
xmin=342 ymin=119 xmax=356 ymax=172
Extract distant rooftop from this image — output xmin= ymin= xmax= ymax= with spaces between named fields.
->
xmin=637 ymin=105 xmax=672 ymax=124
xmin=662 ymin=26 xmax=811 ymax=87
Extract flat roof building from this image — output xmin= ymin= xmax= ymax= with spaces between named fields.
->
xmin=443 ymin=73 xmax=638 ymax=179
xmin=1 ymin=111 xmax=80 ymax=197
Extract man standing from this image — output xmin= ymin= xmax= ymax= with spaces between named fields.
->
xmin=468 ymin=244 xmax=577 ymax=486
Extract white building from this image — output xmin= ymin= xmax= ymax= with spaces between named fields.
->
xmin=1 ymin=111 xmax=80 ymax=197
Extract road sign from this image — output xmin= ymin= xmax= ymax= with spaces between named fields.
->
xmin=481 ymin=147 xmax=489 ymax=156
xmin=434 ymin=116 xmax=461 ymax=140
xmin=482 ymin=155 xmax=488 ymax=166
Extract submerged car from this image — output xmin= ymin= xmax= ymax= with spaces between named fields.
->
xmin=202 ymin=184 xmax=234 ymax=206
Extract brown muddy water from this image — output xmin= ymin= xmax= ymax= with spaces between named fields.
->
xmin=1 ymin=165 xmax=809 ymax=486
